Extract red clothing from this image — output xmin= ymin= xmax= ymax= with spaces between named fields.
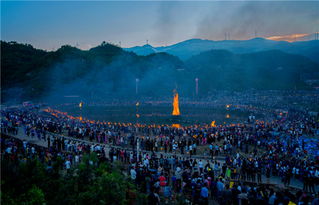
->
xmin=159 ymin=176 xmax=166 ymax=186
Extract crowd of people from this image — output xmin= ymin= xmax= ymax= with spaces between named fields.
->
xmin=1 ymin=102 xmax=319 ymax=204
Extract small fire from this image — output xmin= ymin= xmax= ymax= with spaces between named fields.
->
xmin=211 ymin=121 xmax=216 ymax=127
xmin=79 ymin=102 xmax=83 ymax=108
xmin=172 ymin=124 xmax=181 ymax=128
xmin=172 ymin=90 xmax=180 ymax=116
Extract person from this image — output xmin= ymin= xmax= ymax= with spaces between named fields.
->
xmin=257 ymin=167 xmax=262 ymax=184
xmin=199 ymin=160 xmax=204 ymax=174
xmin=65 ymin=159 xmax=71 ymax=173
xmin=159 ymin=173 xmax=167 ymax=192
xmin=163 ymin=185 xmax=172 ymax=203
xmin=200 ymin=185 xmax=209 ymax=205
xmin=221 ymin=184 xmax=232 ymax=205
xmin=312 ymin=192 xmax=319 ymax=205
xmin=268 ymin=192 xmax=276 ymax=205
xmin=130 ymin=167 xmax=137 ymax=183
xmin=148 ymin=189 xmax=160 ymax=205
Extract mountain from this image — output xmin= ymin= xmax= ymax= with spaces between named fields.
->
xmin=125 ymin=44 xmax=157 ymax=56
xmin=1 ymin=41 xmax=184 ymax=103
xmin=1 ymin=41 xmax=319 ymax=103
xmin=186 ymin=49 xmax=319 ymax=91
xmin=124 ymin=38 xmax=319 ymax=63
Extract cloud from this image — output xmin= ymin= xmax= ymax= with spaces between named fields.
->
xmin=195 ymin=1 xmax=319 ymax=40
xmin=266 ymin=33 xmax=310 ymax=42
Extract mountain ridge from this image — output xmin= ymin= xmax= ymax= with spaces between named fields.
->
xmin=125 ymin=38 xmax=319 ymax=63
xmin=1 ymin=40 xmax=319 ymax=103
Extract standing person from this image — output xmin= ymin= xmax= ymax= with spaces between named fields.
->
xmin=65 ymin=159 xmax=71 ymax=173
xmin=200 ymin=185 xmax=209 ymax=205
xmin=312 ymin=192 xmax=319 ymax=205
xmin=175 ymin=166 xmax=183 ymax=192
xmin=159 ymin=173 xmax=167 ymax=193
xmin=199 ymin=160 xmax=204 ymax=174
xmin=257 ymin=167 xmax=262 ymax=184
xmin=163 ymin=185 xmax=172 ymax=204
xmin=47 ymin=135 xmax=51 ymax=148
xmin=130 ymin=167 xmax=137 ymax=183
xmin=148 ymin=188 xmax=160 ymax=205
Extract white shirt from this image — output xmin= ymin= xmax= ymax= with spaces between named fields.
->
xmin=130 ymin=169 xmax=136 ymax=180
xmin=65 ymin=160 xmax=71 ymax=169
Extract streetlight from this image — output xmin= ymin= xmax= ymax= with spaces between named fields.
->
xmin=195 ymin=78 xmax=199 ymax=96
xmin=135 ymin=78 xmax=139 ymax=95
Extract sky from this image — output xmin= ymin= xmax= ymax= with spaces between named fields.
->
xmin=1 ymin=1 xmax=319 ymax=50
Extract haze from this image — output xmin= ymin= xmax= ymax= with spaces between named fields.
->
xmin=1 ymin=1 xmax=319 ymax=50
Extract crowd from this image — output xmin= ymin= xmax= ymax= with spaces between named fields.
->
xmin=1 ymin=104 xmax=319 ymax=204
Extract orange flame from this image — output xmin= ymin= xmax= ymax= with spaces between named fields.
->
xmin=172 ymin=90 xmax=180 ymax=116
xmin=172 ymin=124 xmax=181 ymax=128
xmin=211 ymin=121 xmax=216 ymax=127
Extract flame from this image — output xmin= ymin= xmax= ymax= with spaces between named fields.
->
xmin=172 ymin=124 xmax=181 ymax=128
xmin=266 ymin=33 xmax=310 ymax=42
xmin=79 ymin=102 xmax=83 ymax=108
xmin=211 ymin=121 xmax=216 ymax=127
xmin=172 ymin=90 xmax=180 ymax=116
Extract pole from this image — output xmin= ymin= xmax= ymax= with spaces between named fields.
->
xmin=195 ymin=78 xmax=199 ymax=96
xmin=135 ymin=78 xmax=139 ymax=95
xmin=136 ymin=138 xmax=140 ymax=162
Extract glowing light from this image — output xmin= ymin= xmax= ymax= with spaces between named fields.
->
xmin=226 ymin=114 xmax=230 ymax=118
xmin=172 ymin=90 xmax=180 ymax=116
xmin=266 ymin=33 xmax=310 ymax=42
xmin=211 ymin=121 xmax=216 ymax=127
xmin=172 ymin=124 xmax=181 ymax=128
xmin=79 ymin=102 xmax=83 ymax=108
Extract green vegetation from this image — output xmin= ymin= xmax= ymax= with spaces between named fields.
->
xmin=1 ymin=153 xmax=141 ymax=205
xmin=1 ymin=40 xmax=319 ymax=103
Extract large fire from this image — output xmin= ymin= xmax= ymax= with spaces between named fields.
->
xmin=172 ymin=90 xmax=180 ymax=116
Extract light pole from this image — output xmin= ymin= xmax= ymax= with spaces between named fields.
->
xmin=195 ymin=78 xmax=199 ymax=96
xmin=135 ymin=78 xmax=139 ymax=95
xmin=136 ymin=138 xmax=140 ymax=162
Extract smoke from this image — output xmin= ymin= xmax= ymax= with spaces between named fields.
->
xmin=39 ymin=45 xmax=185 ymax=104
xmin=152 ymin=2 xmax=179 ymax=46
xmin=195 ymin=1 xmax=319 ymax=40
